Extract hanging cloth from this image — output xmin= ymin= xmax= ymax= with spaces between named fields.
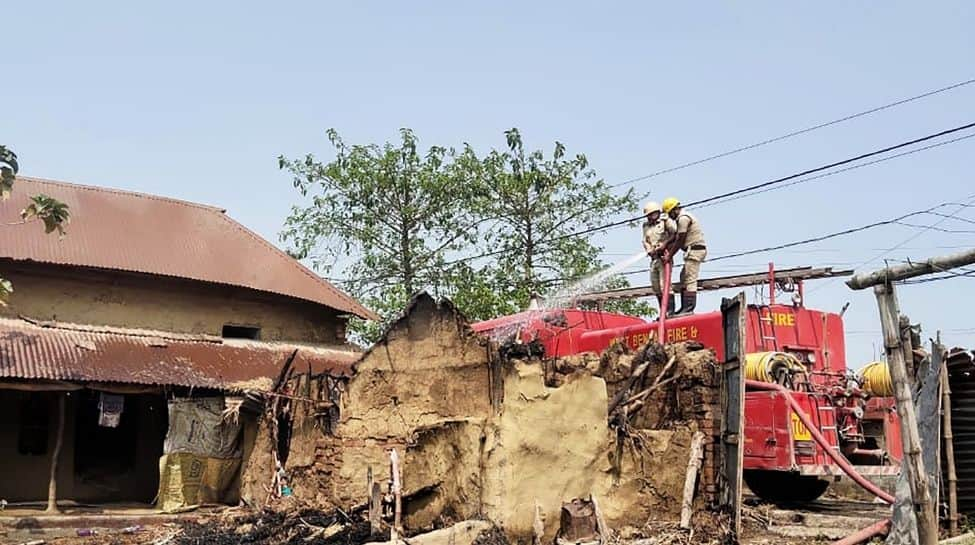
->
xmin=98 ymin=392 xmax=124 ymax=428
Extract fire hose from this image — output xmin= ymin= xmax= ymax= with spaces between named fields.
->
xmin=745 ymin=380 xmax=894 ymax=544
xmin=657 ymin=256 xmax=672 ymax=344
xmin=744 ymin=380 xmax=895 ymax=504
xmin=831 ymin=519 xmax=892 ymax=545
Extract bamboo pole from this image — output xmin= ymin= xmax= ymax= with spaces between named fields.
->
xmin=940 ymin=343 xmax=959 ymax=537
xmin=46 ymin=393 xmax=66 ymax=513
xmin=874 ymin=284 xmax=937 ymax=545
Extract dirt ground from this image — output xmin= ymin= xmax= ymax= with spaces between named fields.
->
xmin=739 ymin=494 xmax=891 ymax=544
xmin=0 ymin=496 xmax=893 ymax=545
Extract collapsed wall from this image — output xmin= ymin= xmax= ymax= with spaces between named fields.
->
xmin=242 ymin=294 xmax=491 ymax=526
xmin=241 ymin=293 xmax=726 ymax=542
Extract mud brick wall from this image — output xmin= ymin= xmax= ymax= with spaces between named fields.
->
xmin=595 ymin=341 xmax=723 ymax=508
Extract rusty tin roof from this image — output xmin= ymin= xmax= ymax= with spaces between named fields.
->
xmin=0 ymin=317 xmax=358 ymax=390
xmin=1 ymin=177 xmax=376 ymax=320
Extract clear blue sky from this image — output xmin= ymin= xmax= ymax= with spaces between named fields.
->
xmin=6 ymin=2 xmax=974 ymax=366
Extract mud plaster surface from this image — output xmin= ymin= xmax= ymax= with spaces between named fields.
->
xmin=481 ymin=361 xmax=696 ymax=542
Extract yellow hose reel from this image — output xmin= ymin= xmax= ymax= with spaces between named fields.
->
xmin=858 ymin=361 xmax=893 ymax=397
xmin=744 ymin=352 xmax=807 ymax=385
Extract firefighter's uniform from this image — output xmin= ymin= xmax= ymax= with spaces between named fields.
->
xmin=642 ymin=217 xmax=676 ymax=295
xmin=674 ymin=211 xmax=707 ymax=292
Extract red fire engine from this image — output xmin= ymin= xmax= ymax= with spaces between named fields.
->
xmin=472 ymin=265 xmax=902 ymax=502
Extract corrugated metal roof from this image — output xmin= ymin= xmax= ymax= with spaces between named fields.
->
xmin=1 ymin=177 xmax=376 ymax=320
xmin=0 ymin=317 xmax=358 ymax=390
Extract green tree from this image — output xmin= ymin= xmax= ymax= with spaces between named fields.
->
xmin=280 ymin=128 xmax=656 ymax=344
xmin=278 ymin=129 xmax=485 ymax=343
xmin=467 ymin=129 xmax=654 ymax=318
xmin=0 ymin=145 xmax=71 ymax=304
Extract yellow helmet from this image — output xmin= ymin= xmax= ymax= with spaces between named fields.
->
xmin=661 ymin=197 xmax=680 ymax=213
xmin=643 ymin=201 xmax=661 ymax=215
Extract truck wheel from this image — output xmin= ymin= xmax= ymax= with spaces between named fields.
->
xmin=744 ymin=470 xmax=830 ymax=503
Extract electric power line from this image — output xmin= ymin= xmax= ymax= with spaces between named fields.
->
xmin=542 ymin=121 xmax=975 ymax=244
xmin=326 ymin=136 xmax=975 ymax=287
xmin=608 ymin=77 xmax=975 ymax=190
xmin=805 ymin=195 xmax=975 ymax=294
xmin=585 ymin=199 xmax=972 ymax=280
xmin=694 ymin=132 xmax=975 ymax=210
xmin=899 ymin=270 xmax=975 ymax=284
xmin=686 ymin=121 xmax=975 ymax=208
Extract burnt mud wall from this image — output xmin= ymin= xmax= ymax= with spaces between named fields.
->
xmin=242 ymin=294 xmax=492 ymax=529
xmin=581 ymin=341 xmax=723 ymax=508
xmin=242 ymin=294 xmax=725 ymax=542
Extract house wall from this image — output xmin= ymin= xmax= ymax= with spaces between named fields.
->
xmin=0 ymin=261 xmax=345 ymax=344
xmin=0 ymin=389 xmax=166 ymax=504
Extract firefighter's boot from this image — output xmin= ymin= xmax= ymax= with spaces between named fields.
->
xmin=667 ymin=294 xmax=676 ymax=315
xmin=673 ymin=292 xmax=697 ymax=316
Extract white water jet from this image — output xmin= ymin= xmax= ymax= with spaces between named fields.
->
xmin=541 ymin=250 xmax=648 ymax=309
xmin=485 ymin=250 xmax=651 ymax=343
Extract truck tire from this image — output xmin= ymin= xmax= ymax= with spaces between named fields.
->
xmin=744 ymin=470 xmax=830 ymax=503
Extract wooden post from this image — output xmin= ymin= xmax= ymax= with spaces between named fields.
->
xmin=680 ymin=431 xmax=706 ymax=530
xmin=389 ymin=449 xmax=402 ymax=543
xmin=847 ymin=248 xmax=975 ymax=289
xmin=46 ymin=393 xmax=66 ymax=513
xmin=367 ymin=467 xmax=382 ymax=538
xmin=939 ymin=341 xmax=959 ymax=537
xmin=874 ymin=283 xmax=937 ymax=545
xmin=719 ymin=293 xmax=746 ymax=539
xmin=899 ymin=315 xmax=916 ymax=384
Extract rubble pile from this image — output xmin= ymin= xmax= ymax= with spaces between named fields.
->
xmin=172 ymin=508 xmax=372 ymax=545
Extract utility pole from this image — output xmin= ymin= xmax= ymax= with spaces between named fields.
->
xmin=846 ymin=248 xmax=975 ymax=545
xmin=846 ymin=248 xmax=975 ymax=290
xmin=873 ymin=283 xmax=937 ymax=545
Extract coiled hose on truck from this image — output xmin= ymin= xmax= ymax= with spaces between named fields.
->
xmin=858 ymin=361 xmax=894 ymax=397
xmin=744 ymin=351 xmax=807 ymax=385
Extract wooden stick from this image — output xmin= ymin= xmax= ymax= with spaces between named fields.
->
xmin=625 ymin=374 xmax=680 ymax=409
xmin=680 ymin=432 xmax=706 ymax=530
xmin=874 ymin=285 xmax=937 ymax=545
xmin=532 ymin=501 xmax=544 ymax=545
xmin=591 ymin=494 xmax=608 ymax=543
xmin=368 ymin=467 xmax=382 ymax=537
xmin=940 ymin=344 xmax=959 ymax=537
xmin=46 ymin=393 xmax=66 ymax=513
xmin=390 ymin=449 xmax=402 ymax=542
xmin=607 ymin=361 xmax=653 ymax=414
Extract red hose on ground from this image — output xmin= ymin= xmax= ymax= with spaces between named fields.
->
xmin=744 ymin=380 xmax=896 ymax=504
xmin=831 ymin=518 xmax=891 ymax=545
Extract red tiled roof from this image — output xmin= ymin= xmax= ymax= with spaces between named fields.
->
xmin=1 ymin=177 xmax=376 ymax=320
xmin=0 ymin=317 xmax=358 ymax=390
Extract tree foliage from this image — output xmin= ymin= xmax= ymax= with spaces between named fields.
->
xmin=280 ymin=129 xmax=655 ymax=343
xmin=0 ymin=145 xmax=71 ymax=305
xmin=279 ymin=129 xmax=483 ymax=341
xmin=465 ymin=128 xmax=652 ymax=317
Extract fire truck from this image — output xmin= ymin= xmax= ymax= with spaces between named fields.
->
xmin=471 ymin=265 xmax=902 ymax=502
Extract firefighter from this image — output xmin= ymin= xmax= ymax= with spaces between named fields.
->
xmin=642 ymin=201 xmax=676 ymax=315
xmin=661 ymin=197 xmax=706 ymax=315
